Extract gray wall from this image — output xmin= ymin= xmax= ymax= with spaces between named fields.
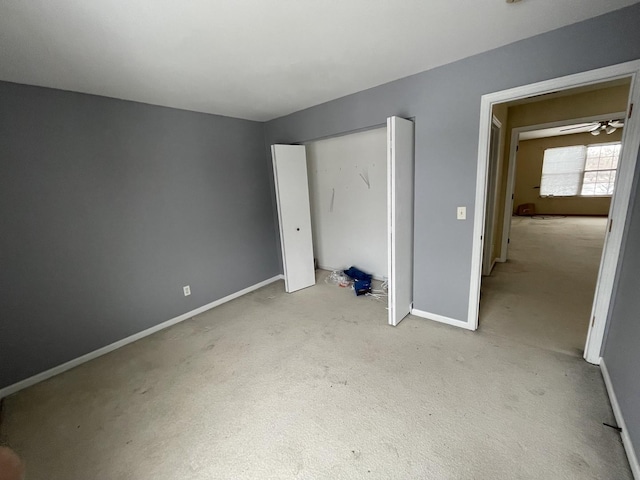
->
xmin=265 ymin=3 xmax=640 ymax=322
xmin=603 ymin=149 xmax=640 ymax=463
xmin=0 ymin=82 xmax=279 ymax=389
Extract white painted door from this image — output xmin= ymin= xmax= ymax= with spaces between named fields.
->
xmin=482 ymin=119 xmax=501 ymax=276
xmin=387 ymin=117 xmax=414 ymax=326
xmin=271 ymin=145 xmax=316 ymax=293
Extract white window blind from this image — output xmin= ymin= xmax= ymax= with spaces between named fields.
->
xmin=540 ymin=145 xmax=587 ymax=197
xmin=540 ymin=143 xmax=621 ymax=197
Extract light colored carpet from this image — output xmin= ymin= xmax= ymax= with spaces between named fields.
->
xmin=1 ymin=218 xmax=631 ymax=479
xmin=480 ymin=215 xmax=608 ymax=357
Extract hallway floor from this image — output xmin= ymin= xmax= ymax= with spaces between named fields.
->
xmin=0 ymin=219 xmax=632 ymax=479
xmin=480 ymin=215 xmax=608 ymax=357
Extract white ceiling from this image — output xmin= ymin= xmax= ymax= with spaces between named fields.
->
xmin=1 ymin=1 xmax=637 ymax=121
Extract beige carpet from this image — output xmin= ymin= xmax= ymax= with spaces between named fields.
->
xmin=480 ymin=215 xmax=608 ymax=357
xmin=0 ymin=220 xmax=631 ymax=479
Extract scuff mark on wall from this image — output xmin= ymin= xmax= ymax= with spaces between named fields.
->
xmin=359 ymin=168 xmax=371 ymax=189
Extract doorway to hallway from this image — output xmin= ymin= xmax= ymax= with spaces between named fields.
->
xmin=479 ymin=215 xmax=607 ymax=356
xmin=471 ymin=61 xmax=640 ymax=363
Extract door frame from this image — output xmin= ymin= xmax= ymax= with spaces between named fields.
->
xmin=470 ymin=59 xmax=640 ymax=364
xmin=498 ymin=111 xmax=627 ymax=262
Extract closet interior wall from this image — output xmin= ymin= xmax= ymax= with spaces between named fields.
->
xmin=305 ymin=127 xmax=388 ymax=279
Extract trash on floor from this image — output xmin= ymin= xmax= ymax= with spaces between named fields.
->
xmin=367 ymin=279 xmax=388 ymax=302
xmin=325 ymin=270 xmax=353 ymax=288
xmin=325 ymin=267 xmax=388 ymax=302
xmin=343 ymin=266 xmax=373 ymax=296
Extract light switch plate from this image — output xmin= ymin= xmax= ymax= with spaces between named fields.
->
xmin=457 ymin=207 xmax=466 ymax=220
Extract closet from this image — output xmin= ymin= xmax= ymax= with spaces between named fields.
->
xmin=271 ymin=116 xmax=414 ymax=326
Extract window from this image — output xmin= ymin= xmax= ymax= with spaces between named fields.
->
xmin=581 ymin=144 xmax=620 ymax=196
xmin=540 ymin=142 xmax=621 ymax=197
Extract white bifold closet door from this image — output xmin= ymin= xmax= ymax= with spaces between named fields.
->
xmin=387 ymin=116 xmax=414 ymax=326
xmin=271 ymin=145 xmax=316 ymax=293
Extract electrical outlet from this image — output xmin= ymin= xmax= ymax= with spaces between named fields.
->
xmin=183 ymin=285 xmax=191 ymax=296
xmin=457 ymin=206 xmax=466 ymax=220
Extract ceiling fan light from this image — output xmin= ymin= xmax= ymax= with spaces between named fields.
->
xmin=606 ymin=125 xmax=616 ymax=134
xmin=590 ymin=129 xmax=601 ymax=136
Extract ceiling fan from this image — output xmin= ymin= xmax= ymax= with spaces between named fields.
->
xmin=561 ymin=118 xmax=625 ymax=136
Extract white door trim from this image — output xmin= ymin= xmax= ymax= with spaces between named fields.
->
xmin=498 ymin=111 xmax=627 ymax=263
xmin=470 ymin=59 xmax=640 ymax=366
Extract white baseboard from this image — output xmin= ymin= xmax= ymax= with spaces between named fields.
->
xmin=601 ymin=359 xmax=640 ymax=479
xmin=0 ymin=275 xmax=283 ymax=399
xmin=411 ymin=308 xmax=476 ymax=331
